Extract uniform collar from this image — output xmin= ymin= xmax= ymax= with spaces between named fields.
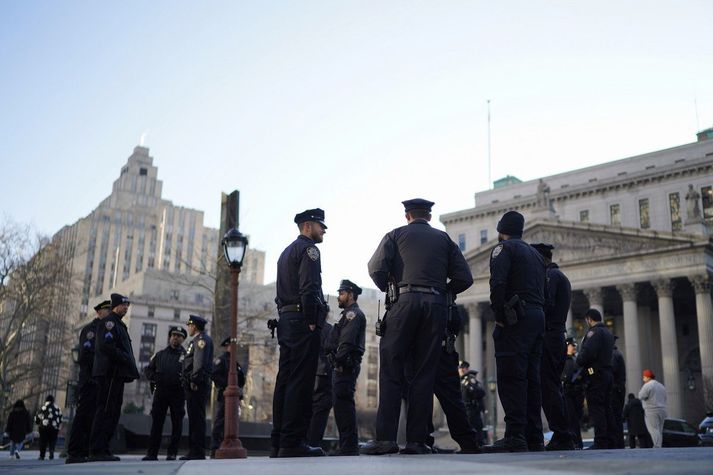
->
xmin=297 ymin=234 xmax=315 ymax=244
xmin=408 ymin=219 xmax=430 ymax=226
xmin=341 ymin=302 xmax=359 ymax=314
xmin=547 ymin=262 xmax=559 ymax=269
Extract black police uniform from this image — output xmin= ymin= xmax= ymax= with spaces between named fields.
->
xmin=272 ymin=208 xmax=329 ymax=456
xmin=144 ymin=328 xmax=187 ymax=460
xmin=367 ymin=199 xmax=473 ymax=448
xmin=610 ymin=345 xmax=627 ymax=449
xmin=182 ymin=318 xmax=213 ymax=459
xmin=576 ymin=321 xmax=616 ymax=449
xmin=325 ymin=301 xmax=366 ymax=454
xmin=460 ymin=369 xmax=485 ymax=446
xmin=89 ymin=296 xmax=140 ymax=459
xmin=562 ymin=348 xmax=585 ymax=449
xmin=488 ymin=212 xmax=546 ymax=451
xmin=307 ymin=322 xmax=334 ymax=447
xmin=66 ymin=314 xmax=102 ymax=461
xmin=210 ymin=340 xmax=246 ymax=455
xmin=531 ymin=245 xmax=574 ymax=450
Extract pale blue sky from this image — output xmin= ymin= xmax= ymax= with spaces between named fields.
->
xmin=2 ymin=1 xmax=712 ymax=291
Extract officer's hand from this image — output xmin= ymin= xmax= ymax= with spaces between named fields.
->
xmin=190 ymin=382 xmax=198 ymax=391
xmin=309 ymin=324 xmax=316 ymax=332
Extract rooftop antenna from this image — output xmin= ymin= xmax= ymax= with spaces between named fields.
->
xmin=487 ymin=99 xmax=492 ymax=189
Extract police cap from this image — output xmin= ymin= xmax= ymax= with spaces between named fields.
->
xmin=531 ymin=242 xmax=554 ymax=259
xmin=402 ymin=198 xmax=434 ymax=213
xmin=169 ymin=326 xmax=188 ymax=339
xmin=110 ymin=293 xmax=130 ymax=309
xmin=458 ymin=360 xmax=470 ymax=369
xmin=93 ymin=299 xmax=111 ymax=312
xmin=187 ymin=314 xmax=207 ymax=330
xmin=497 ymin=211 xmax=524 ymax=237
xmin=221 ymin=336 xmax=232 ymax=347
xmin=294 ymin=208 xmax=327 ymax=229
xmin=337 ymin=279 xmax=362 ymax=295
xmin=565 ymin=337 xmax=577 ymax=347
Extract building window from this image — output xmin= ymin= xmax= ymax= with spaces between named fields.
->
xmin=579 ymin=210 xmax=589 ymax=223
xmin=639 ymin=198 xmax=650 ymax=229
xmin=170 ymin=289 xmax=179 ymax=301
xmin=480 ymin=229 xmax=488 ymax=244
xmin=147 ymin=306 xmax=155 ymax=318
xmin=174 ymin=309 xmax=181 ymax=320
xmin=195 ymin=293 xmax=204 ymax=304
xmin=139 ymin=341 xmax=155 ymax=363
xmin=458 ymin=234 xmax=466 ymax=251
xmin=669 ymin=192 xmax=682 ymax=231
xmin=142 ymin=323 xmax=157 ymax=337
xmin=610 ymin=204 xmax=621 ymax=226
xmin=139 ymin=167 xmax=148 ymax=176
xmin=702 ymin=186 xmax=713 ymax=224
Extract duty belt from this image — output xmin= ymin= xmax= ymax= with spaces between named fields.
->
xmin=399 ymin=285 xmax=442 ymax=295
xmin=278 ymin=303 xmax=301 ymax=314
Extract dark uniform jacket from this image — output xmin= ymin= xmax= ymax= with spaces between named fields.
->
xmin=576 ymin=322 xmax=615 ymax=371
xmin=489 ymin=238 xmax=546 ymax=323
xmin=211 ymin=351 xmax=245 ymax=400
xmin=611 ymin=348 xmax=626 ymax=390
xmin=325 ymin=303 xmax=366 ymax=368
xmin=367 ymin=220 xmax=473 ymax=294
xmin=544 ymin=263 xmax=571 ymax=331
xmin=316 ymin=323 xmax=334 ymax=376
xmin=145 ymin=345 xmax=186 ymax=394
xmin=460 ymin=371 xmax=486 ymax=410
xmin=562 ymin=354 xmax=585 ymax=394
xmin=93 ymin=311 xmax=140 ymax=382
xmin=78 ymin=318 xmax=100 ymax=386
xmin=183 ymin=331 xmax=213 ymax=387
xmin=275 ymin=235 xmax=328 ymax=328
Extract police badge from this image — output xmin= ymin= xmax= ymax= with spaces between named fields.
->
xmin=491 ymin=244 xmax=503 ymax=259
xmin=214 ymin=358 xmax=221 ymax=365
xmin=86 ymin=331 xmax=94 ymax=340
xmin=198 ymin=339 xmax=206 ymax=349
xmin=346 ymin=311 xmax=356 ymax=321
xmin=306 ymin=246 xmax=320 ymax=261
xmin=105 ymin=321 xmax=115 ymax=330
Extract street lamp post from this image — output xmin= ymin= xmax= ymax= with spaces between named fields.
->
xmin=215 ymin=228 xmax=249 ymax=459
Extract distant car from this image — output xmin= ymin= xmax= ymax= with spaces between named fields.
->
xmin=662 ymin=418 xmax=700 ymax=447
xmin=698 ymin=413 xmax=713 ymax=447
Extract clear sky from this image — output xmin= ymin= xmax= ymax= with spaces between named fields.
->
xmin=2 ymin=1 xmax=712 ymax=293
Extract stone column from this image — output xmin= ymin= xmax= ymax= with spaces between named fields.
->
xmin=652 ymin=279 xmax=682 ymax=418
xmin=691 ymin=275 xmax=713 ymax=412
xmin=467 ymin=303 xmax=484 ymax=373
xmin=583 ymin=288 xmax=604 ymax=316
xmin=617 ymin=283 xmax=643 ymax=394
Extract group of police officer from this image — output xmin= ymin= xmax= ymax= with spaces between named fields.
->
xmin=65 ymin=294 xmax=244 ymax=463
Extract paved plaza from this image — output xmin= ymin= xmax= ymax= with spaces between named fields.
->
xmin=1 ymin=448 xmax=711 ymax=475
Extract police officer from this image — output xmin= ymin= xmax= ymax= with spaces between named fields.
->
xmin=458 ymin=361 xmax=485 ymax=447
xmin=272 ymin=208 xmax=329 ymax=457
xmin=210 ymin=336 xmax=246 ymax=457
xmin=576 ymin=308 xmax=616 ymax=449
xmin=531 ymin=242 xmax=575 ymax=451
xmin=562 ymin=337 xmax=585 ymax=449
xmin=143 ymin=326 xmax=187 ymax=461
xmin=65 ymin=299 xmax=110 ymax=464
xmin=364 ymin=198 xmax=473 ymax=455
xmin=89 ymin=293 xmax=140 ymax=462
xmin=180 ymin=315 xmax=213 ymax=460
xmin=485 ymin=211 xmax=546 ymax=453
xmin=307 ymin=321 xmax=334 ymax=448
xmin=610 ymin=340 xmax=627 ymax=449
xmin=324 ymin=279 xmax=366 ymax=456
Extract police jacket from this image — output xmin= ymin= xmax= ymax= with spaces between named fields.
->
xmin=183 ymin=331 xmax=213 ymax=387
xmin=489 ymin=238 xmax=546 ymax=322
xmin=145 ymin=344 xmax=186 ymax=394
xmin=460 ymin=371 xmax=485 ymax=410
xmin=367 ymin=220 xmax=473 ymax=294
xmin=562 ymin=355 xmax=585 ymax=394
xmin=77 ymin=318 xmax=100 ymax=386
xmin=576 ymin=322 xmax=615 ymax=371
xmin=316 ymin=323 xmax=334 ymax=376
xmin=611 ymin=347 xmax=626 ymax=390
xmin=93 ymin=312 xmax=140 ymax=382
xmin=275 ymin=235 xmax=327 ymax=328
xmin=544 ymin=263 xmax=571 ymax=331
xmin=211 ymin=351 xmax=245 ymax=400
xmin=325 ymin=303 xmax=366 ymax=368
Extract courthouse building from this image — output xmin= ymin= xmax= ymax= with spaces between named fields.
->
xmin=442 ymin=129 xmax=713 ymax=426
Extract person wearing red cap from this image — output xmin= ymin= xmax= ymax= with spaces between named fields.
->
xmin=638 ymin=369 xmax=667 ymax=448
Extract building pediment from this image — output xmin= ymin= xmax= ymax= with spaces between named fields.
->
xmin=465 ymin=218 xmax=709 ymax=278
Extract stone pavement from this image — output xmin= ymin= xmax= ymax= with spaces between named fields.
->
xmin=1 ymin=448 xmax=711 ymax=475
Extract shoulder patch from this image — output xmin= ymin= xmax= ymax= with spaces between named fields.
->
xmin=491 ymin=244 xmax=504 ymax=259
xmin=86 ymin=331 xmax=94 ymax=340
xmin=197 ymin=339 xmax=206 ymax=349
xmin=105 ymin=321 xmax=115 ymax=330
xmin=587 ymin=330 xmax=594 ymax=338
xmin=346 ymin=310 xmax=356 ymax=321
xmin=214 ymin=357 xmax=221 ymax=365
xmin=306 ymin=246 xmax=320 ymax=261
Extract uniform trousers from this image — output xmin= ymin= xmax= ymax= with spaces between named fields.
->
xmin=644 ymin=408 xmax=666 ymax=448
xmin=493 ymin=307 xmax=545 ymax=441
xmin=333 ymin=365 xmax=360 ymax=451
xmin=564 ymin=390 xmax=584 ymax=448
xmin=307 ymin=373 xmax=333 ymax=446
xmin=147 ymin=389 xmax=185 ymax=456
xmin=90 ymin=375 xmax=125 ymax=455
xmin=433 ymin=350 xmax=479 ymax=450
xmin=271 ymin=312 xmax=320 ymax=449
xmin=376 ymin=293 xmax=447 ymax=443
xmin=585 ymin=369 xmax=615 ymax=448
xmin=610 ymin=386 xmax=626 ymax=448
xmin=185 ymin=383 xmax=209 ymax=456
xmin=540 ymin=329 xmax=571 ymax=443
xmin=211 ymin=392 xmax=225 ymax=452
xmin=67 ymin=380 xmax=97 ymax=457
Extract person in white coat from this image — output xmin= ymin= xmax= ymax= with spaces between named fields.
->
xmin=638 ymin=369 xmax=667 ymax=448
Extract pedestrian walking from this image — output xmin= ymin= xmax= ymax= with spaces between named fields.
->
xmin=4 ymin=400 xmax=32 ymax=459
xmin=622 ymin=393 xmax=652 ymax=448
xmin=638 ymin=369 xmax=667 ymax=448
xmin=35 ymin=395 xmax=63 ymax=460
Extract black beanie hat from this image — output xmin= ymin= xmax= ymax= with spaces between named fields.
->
xmin=497 ymin=211 xmax=524 ymax=237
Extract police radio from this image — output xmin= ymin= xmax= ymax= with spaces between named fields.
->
xmin=375 ymin=299 xmax=385 ymax=337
